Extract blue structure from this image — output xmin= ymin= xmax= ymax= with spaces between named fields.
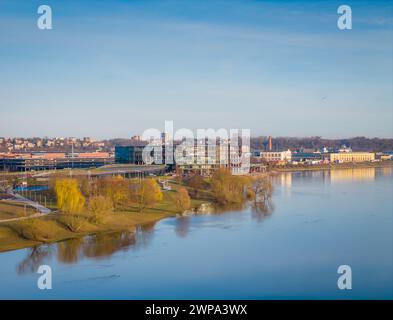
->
xmin=292 ymin=152 xmax=323 ymax=162
xmin=0 ymin=157 xmax=114 ymax=172
xmin=115 ymin=143 xmax=147 ymax=164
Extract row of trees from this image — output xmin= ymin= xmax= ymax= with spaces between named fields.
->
xmin=185 ymin=168 xmax=274 ymax=207
xmin=251 ymin=136 xmax=393 ymax=152
xmin=52 ymin=176 xmax=165 ymax=221
xmin=52 ymin=175 xmax=193 ymax=224
xmin=210 ymin=169 xmax=250 ymax=205
xmin=52 ymin=169 xmax=272 ymax=224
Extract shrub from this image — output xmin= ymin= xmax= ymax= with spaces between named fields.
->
xmin=210 ymin=168 xmax=250 ymax=205
xmin=58 ymin=215 xmax=85 ymax=232
xmin=16 ymin=219 xmax=53 ymax=242
xmin=87 ymin=195 xmax=113 ymax=224
xmin=96 ymin=176 xmax=129 ymax=209
xmin=175 ymin=188 xmax=191 ymax=212
xmin=131 ymin=179 xmax=163 ymax=213
xmin=55 ymin=178 xmax=85 ymax=214
xmin=187 ymin=174 xmax=204 ymax=197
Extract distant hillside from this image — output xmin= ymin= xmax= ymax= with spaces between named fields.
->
xmin=250 ymin=136 xmax=393 ymax=152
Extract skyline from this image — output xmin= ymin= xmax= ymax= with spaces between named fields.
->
xmin=1 ymin=133 xmax=393 ymax=140
xmin=0 ymin=0 xmax=392 ymax=139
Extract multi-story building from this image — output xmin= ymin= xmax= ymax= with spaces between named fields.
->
xmin=259 ymin=150 xmax=292 ymax=163
xmin=329 ymin=152 xmax=375 ymax=163
xmin=115 ymin=139 xmax=250 ymax=175
xmin=175 ymin=140 xmax=250 ymax=175
xmin=115 ymin=142 xmax=148 ymax=164
xmin=0 ymin=152 xmax=114 ymax=171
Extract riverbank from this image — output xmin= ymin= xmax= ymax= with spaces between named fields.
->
xmin=0 ymin=190 xmax=206 ymax=253
xmin=2 ymin=162 xmax=390 ymax=253
xmin=269 ymin=160 xmax=393 ymax=173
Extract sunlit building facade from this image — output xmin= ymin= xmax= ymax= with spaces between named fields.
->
xmin=260 ymin=150 xmax=292 ymax=163
xmin=329 ymin=152 xmax=375 ymax=163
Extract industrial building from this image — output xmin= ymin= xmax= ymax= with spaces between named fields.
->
xmin=291 ymin=152 xmax=323 ymax=163
xmin=259 ymin=150 xmax=292 ymax=163
xmin=329 ymin=152 xmax=375 ymax=163
xmin=0 ymin=152 xmax=114 ymax=172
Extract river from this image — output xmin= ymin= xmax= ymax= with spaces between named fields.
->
xmin=0 ymin=167 xmax=392 ymax=299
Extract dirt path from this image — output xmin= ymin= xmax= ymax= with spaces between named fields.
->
xmin=0 ymin=191 xmax=52 ymax=223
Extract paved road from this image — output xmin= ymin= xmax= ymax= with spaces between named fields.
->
xmin=90 ymin=164 xmax=167 ymax=177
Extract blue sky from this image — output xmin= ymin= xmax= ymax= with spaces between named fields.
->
xmin=0 ymin=0 xmax=392 ymax=139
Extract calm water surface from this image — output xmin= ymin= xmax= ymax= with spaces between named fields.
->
xmin=0 ymin=168 xmax=392 ymax=299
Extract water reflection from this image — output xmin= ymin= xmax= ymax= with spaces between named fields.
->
xmin=271 ymin=167 xmax=393 ymax=187
xmin=271 ymin=173 xmax=292 ymax=188
xmin=17 ymin=245 xmax=53 ymax=274
xmin=379 ymin=166 xmax=393 ymax=177
xmin=175 ymin=216 xmax=190 ymax=238
xmin=5 ymin=167 xmax=392 ymax=299
xmin=16 ymin=222 xmax=158 ymax=273
xmin=18 ymin=167 xmax=391 ymax=273
xmin=210 ymin=202 xmax=248 ymax=214
xmin=82 ymin=232 xmax=137 ymax=259
xmin=17 ymin=198 xmax=277 ymax=272
xmin=251 ymin=199 xmax=274 ymax=222
xmin=330 ymin=167 xmax=376 ymax=183
xmin=57 ymin=238 xmax=84 ymax=264
xmin=135 ymin=222 xmax=156 ymax=248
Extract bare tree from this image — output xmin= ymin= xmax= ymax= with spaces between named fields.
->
xmin=250 ymin=177 xmax=273 ymax=204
